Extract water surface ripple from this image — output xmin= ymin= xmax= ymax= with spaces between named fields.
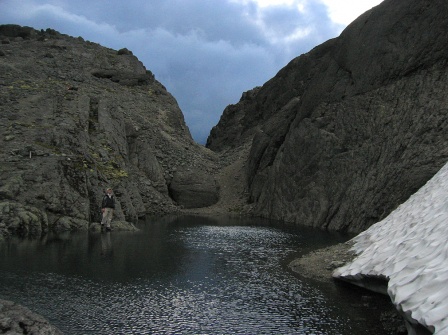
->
xmin=0 ymin=215 xmax=389 ymax=334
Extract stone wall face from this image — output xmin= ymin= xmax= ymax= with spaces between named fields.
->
xmin=207 ymin=0 xmax=448 ymax=233
xmin=253 ymin=63 xmax=448 ymax=233
xmin=0 ymin=26 xmax=219 ymax=238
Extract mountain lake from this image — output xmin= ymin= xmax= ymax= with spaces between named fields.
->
xmin=0 ymin=215 xmax=393 ymax=334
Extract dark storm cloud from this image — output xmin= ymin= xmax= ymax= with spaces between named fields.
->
xmin=0 ymin=0 xmax=343 ymax=143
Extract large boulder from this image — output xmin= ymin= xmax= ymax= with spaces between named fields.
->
xmin=169 ymin=171 xmax=219 ymax=208
xmin=0 ymin=299 xmax=63 ymax=335
xmin=0 ymin=201 xmax=48 ymax=239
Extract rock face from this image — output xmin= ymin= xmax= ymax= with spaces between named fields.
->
xmin=0 ymin=299 xmax=63 ymax=335
xmin=0 ymin=25 xmax=219 ymax=239
xmin=207 ymin=0 xmax=448 ymax=233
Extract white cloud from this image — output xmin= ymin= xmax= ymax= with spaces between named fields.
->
xmin=319 ymin=0 xmax=384 ymax=25
xmin=235 ymin=0 xmax=298 ymax=7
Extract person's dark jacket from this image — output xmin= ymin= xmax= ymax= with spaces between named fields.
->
xmin=102 ymin=194 xmax=115 ymax=209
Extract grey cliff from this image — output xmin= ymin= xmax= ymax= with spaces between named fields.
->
xmin=0 ymin=25 xmax=220 ymax=239
xmin=207 ymin=0 xmax=448 ymax=233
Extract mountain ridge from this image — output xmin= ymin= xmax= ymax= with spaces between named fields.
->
xmin=207 ymin=0 xmax=448 ymax=233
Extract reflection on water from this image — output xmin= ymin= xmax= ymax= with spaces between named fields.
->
xmin=0 ymin=215 xmax=390 ymax=334
xmin=100 ymin=232 xmax=113 ymax=257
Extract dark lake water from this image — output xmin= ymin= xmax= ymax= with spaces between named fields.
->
xmin=0 ymin=215 xmax=392 ymax=334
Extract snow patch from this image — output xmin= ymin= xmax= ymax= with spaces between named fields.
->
xmin=333 ymin=161 xmax=448 ymax=334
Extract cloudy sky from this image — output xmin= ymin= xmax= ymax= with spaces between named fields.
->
xmin=0 ymin=0 xmax=383 ymax=144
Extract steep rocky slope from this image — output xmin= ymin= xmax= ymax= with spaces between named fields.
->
xmin=207 ymin=0 xmax=448 ymax=233
xmin=0 ymin=25 xmax=220 ymax=239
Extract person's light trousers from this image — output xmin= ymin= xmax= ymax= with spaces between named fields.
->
xmin=101 ymin=208 xmax=114 ymax=227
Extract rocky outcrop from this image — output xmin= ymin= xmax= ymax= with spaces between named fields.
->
xmin=0 ymin=25 xmax=220 ymax=238
xmin=169 ymin=170 xmax=219 ymax=208
xmin=0 ymin=299 xmax=63 ymax=335
xmin=207 ymin=0 xmax=448 ymax=233
xmin=0 ymin=202 xmax=48 ymax=240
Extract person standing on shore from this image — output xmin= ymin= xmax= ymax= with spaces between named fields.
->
xmin=101 ymin=188 xmax=115 ymax=232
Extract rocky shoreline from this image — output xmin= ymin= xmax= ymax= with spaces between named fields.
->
xmin=289 ymin=240 xmax=356 ymax=282
xmin=289 ymin=242 xmax=407 ymax=334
